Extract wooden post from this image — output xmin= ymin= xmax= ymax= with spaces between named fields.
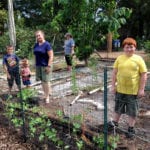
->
xmin=8 ymin=0 xmax=16 ymax=48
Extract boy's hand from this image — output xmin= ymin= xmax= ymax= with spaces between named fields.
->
xmin=110 ymin=85 xmax=116 ymax=94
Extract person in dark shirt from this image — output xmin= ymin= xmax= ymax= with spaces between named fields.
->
xmin=34 ymin=30 xmax=54 ymax=103
xmin=3 ymin=45 xmax=20 ymax=94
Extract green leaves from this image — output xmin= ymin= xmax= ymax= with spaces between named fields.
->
xmin=93 ymin=134 xmax=120 ymax=149
xmin=98 ymin=2 xmax=132 ymax=33
xmin=17 ymin=88 xmax=37 ymax=101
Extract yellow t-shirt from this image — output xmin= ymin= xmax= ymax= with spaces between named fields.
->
xmin=114 ymin=54 xmax=147 ymax=95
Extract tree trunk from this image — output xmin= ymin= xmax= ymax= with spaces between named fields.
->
xmin=107 ymin=32 xmax=112 ymax=53
xmin=84 ymin=58 xmax=88 ymax=66
xmin=8 ymin=0 xmax=16 ymax=48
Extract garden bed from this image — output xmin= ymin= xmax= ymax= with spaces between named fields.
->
xmin=0 ymin=53 xmax=150 ymax=149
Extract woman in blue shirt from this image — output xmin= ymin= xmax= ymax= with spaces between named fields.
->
xmin=64 ymin=33 xmax=75 ymax=71
xmin=34 ymin=30 xmax=54 ymax=103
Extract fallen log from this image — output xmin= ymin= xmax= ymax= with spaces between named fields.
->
xmin=77 ymin=98 xmax=104 ymax=110
xmin=88 ymin=87 xmax=101 ymax=95
xmin=30 ymin=81 xmax=41 ymax=87
xmin=70 ymin=91 xmax=83 ymax=106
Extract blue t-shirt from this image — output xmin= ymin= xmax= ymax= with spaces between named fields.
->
xmin=3 ymin=54 xmax=19 ymax=72
xmin=64 ymin=38 xmax=75 ymax=55
xmin=34 ymin=41 xmax=52 ymax=66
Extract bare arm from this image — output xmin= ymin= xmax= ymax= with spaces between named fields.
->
xmin=138 ymin=72 xmax=147 ymax=97
xmin=45 ymin=50 xmax=54 ymax=74
xmin=47 ymin=50 xmax=54 ymax=66
xmin=71 ymin=46 xmax=75 ymax=54
xmin=3 ymin=64 xmax=10 ymax=79
xmin=111 ymin=68 xmax=118 ymax=94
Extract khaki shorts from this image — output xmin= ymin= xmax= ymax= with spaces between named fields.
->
xmin=36 ymin=66 xmax=53 ymax=82
xmin=114 ymin=92 xmax=139 ymax=117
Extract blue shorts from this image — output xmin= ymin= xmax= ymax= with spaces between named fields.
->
xmin=22 ymin=80 xmax=31 ymax=86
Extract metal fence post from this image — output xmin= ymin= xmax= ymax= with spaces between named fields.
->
xmin=103 ymin=66 xmax=108 ymax=149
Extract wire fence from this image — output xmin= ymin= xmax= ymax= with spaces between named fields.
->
xmin=0 ymin=59 xmax=150 ymax=149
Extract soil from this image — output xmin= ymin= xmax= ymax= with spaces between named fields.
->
xmin=0 ymin=52 xmax=150 ymax=150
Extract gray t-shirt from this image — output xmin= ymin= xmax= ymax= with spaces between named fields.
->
xmin=64 ymin=38 xmax=75 ymax=55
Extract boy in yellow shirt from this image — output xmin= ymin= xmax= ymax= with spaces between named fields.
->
xmin=108 ymin=38 xmax=147 ymax=138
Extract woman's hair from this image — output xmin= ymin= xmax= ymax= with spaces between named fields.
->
xmin=35 ymin=30 xmax=45 ymax=38
xmin=122 ymin=37 xmax=137 ymax=48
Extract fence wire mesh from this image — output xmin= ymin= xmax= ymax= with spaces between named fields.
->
xmin=0 ymin=57 xmax=149 ymax=150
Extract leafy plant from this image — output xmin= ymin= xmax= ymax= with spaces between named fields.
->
xmin=93 ymin=134 xmax=104 ymax=149
xmin=93 ymin=134 xmax=119 ymax=150
xmin=144 ymin=40 xmax=150 ymax=53
xmin=0 ymin=32 xmax=9 ymax=53
xmin=71 ymin=114 xmax=83 ymax=137
xmin=109 ymin=134 xmax=119 ymax=149
xmin=88 ymin=57 xmax=98 ymax=81
xmin=76 ymin=45 xmax=93 ymax=66
xmin=71 ymin=61 xmax=79 ymax=95
xmin=5 ymin=101 xmax=23 ymax=128
xmin=15 ymin=27 xmax=34 ymax=58
xmin=76 ymin=140 xmax=84 ymax=150
xmin=56 ymin=110 xmax=63 ymax=118
xmin=4 ymin=87 xmax=64 ymax=148
xmin=17 ymin=88 xmax=37 ymax=101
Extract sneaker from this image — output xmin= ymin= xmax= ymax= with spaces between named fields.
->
xmin=107 ymin=121 xmax=118 ymax=131
xmin=126 ymin=127 xmax=135 ymax=139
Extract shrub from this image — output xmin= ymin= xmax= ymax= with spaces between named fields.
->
xmin=15 ymin=27 xmax=35 ymax=58
xmin=144 ymin=40 xmax=150 ymax=53
xmin=0 ymin=32 xmax=9 ymax=54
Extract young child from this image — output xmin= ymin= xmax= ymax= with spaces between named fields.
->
xmin=3 ymin=45 xmax=21 ymax=94
xmin=20 ymin=58 xmax=31 ymax=88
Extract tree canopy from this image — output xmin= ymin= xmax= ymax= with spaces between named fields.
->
xmin=0 ymin=0 xmax=150 ymax=58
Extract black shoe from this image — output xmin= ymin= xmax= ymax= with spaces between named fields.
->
xmin=107 ymin=121 xmax=118 ymax=131
xmin=126 ymin=127 xmax=135 ymax=139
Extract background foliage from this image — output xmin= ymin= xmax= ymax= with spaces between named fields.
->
xmin=0 ymin=0 xmax=150 ymax=58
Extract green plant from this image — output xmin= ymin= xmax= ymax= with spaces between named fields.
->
xmin=88 ymin=57 xmax=98 ymax=81
xmin=72 ymin=122 xmax=81 ymax=134
xmin=93 ymin=134 xmax=104 ymax=149
xmin=56 ymin=110 xmax=63 ymax=118
xmin=15 ymin=27 xmax=34 ymax=58
xmin=93 ymin=134 xmax=119 ymax=150
xmin=0 ymin=32 xmax=9 ymax=53
xmin=76 ymin=45 xmax=93 ymax=66
xmin=5 ymin=101 xmax=23 ymax=128
xmin=76 ymin=140 xmax=84 ymax=150
xmin=71 ymin=61 xmax=79 ymax=95
xmin=17 ymin=88 xmax=37 ymax=101
xmin=144 ymin=40 xmax=150 ymax=53
xmin=28 ymin=114 xmax=64 ymax=148
xmin=109 ymin=134 xmax=119 ymax=149
xmin=4 ymin=87 xmax=66 ymax=148
xmin=145 ymin=54 xmax=150 ymax=69
xmin=71 ymin=114 xmax=83 ymax=136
